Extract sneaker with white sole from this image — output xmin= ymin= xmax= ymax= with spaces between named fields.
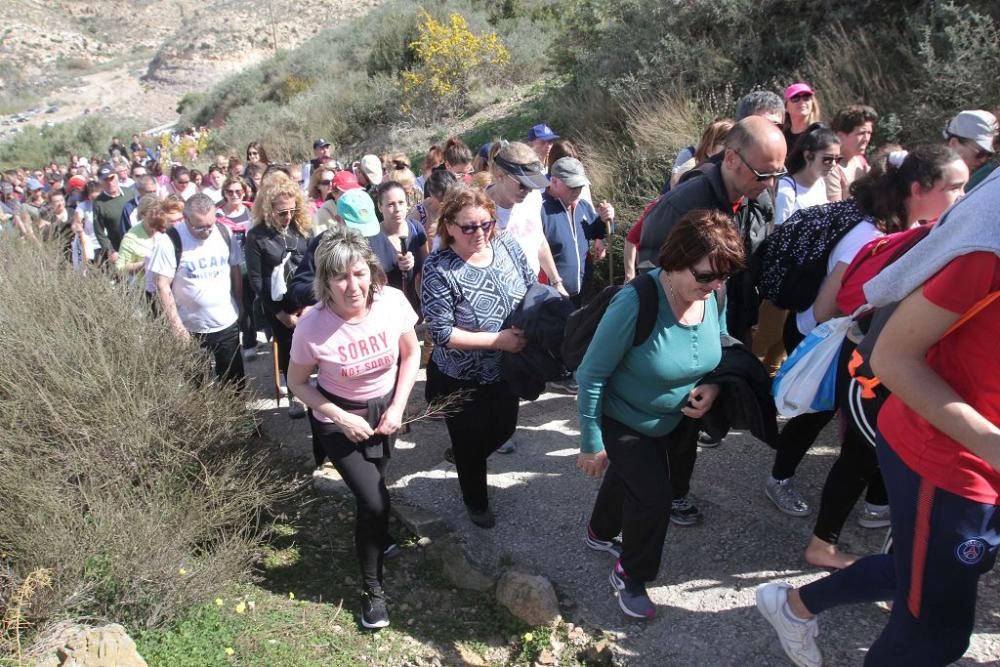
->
xmin=857 ymin=503 xmax=891 ymax=529
xmin=496 ymin=438 xmax=517 ymax=454
xmin=756 ymin=583 xmax=822 ymax=667
xmin=765 ymin=476 xmax=812 ymax=517
xmin=609 ymin=560 xmax=655 ymax=619
xmin=360 ymin=586 xmax=390 ymax=629
xmin=585 ymin=526 xmax=623 ymax=558
xmin=670 ymin=495 xmax=703 ymax=526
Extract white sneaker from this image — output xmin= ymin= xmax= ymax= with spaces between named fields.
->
xmin=756 ymin=583 xmax=822 ymax=667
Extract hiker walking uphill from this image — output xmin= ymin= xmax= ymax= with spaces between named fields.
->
xmin=576 ymin=209 xmax=745 ymax=620
xmin=148 ymin=193 xmax=245 ymax=386
xmin=759 ymin=145 xmax=970 ymax=557
xmin=637 ymin=116 xmax=786 ymax=344
xmin=286 ymin=229 xmax=420 ymax=631
xmin=757 ymin=168 xmax=1000 ymax=667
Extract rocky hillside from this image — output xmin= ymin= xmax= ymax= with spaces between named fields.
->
xmin=0 ymin=0 xmax=383 ymax=132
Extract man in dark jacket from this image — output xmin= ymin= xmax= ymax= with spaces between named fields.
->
xmin=638 ymin=116 xmax=786 ymax=343
xmin=540 ymin=157 xmax=612 ymax=306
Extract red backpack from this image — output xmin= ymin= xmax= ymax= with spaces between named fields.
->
xmin=836 ymin=223 xmax=934 ymax=315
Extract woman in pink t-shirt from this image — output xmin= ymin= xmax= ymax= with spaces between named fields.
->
xmin=287 ymin=229 xmax=420 ymax=630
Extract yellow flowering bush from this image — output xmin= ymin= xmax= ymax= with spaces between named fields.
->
xmin=400 ymin=11 xmax=509 ymax=120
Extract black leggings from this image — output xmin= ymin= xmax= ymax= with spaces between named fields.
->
xmin=770 ymin=315 xmax=887 ymax=526
xmin=427 ymin=361 xmax=519 ymax=511
xmin=310 ymin=414 xmax=390 ymax=591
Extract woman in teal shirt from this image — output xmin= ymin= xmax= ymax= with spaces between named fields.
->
xmin=576 ymin=209 xmax=745 ymax=620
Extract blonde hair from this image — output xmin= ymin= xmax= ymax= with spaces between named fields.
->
xmin=251 ymin=172 xmax=312 ymax=236
xmin=436 ymin=185 xmax=498 ymax=249
xmin=488 ymin=140 xmax=541 ymax=179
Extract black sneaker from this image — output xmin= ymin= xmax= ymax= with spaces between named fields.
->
xmin=466 ymin=505 xmax=496 ymax=529
xmin=585 ymin=525 xmax=623 ymax=559
xmin=360 ymin=587 xmax=389 ymax=629
xmin=670 ymin=495 xmax=703 ymax=526
xmin=383 ymin=542 xmax=401 ymax=559
xmin=697 ymin=431 xmax=723 ymax=448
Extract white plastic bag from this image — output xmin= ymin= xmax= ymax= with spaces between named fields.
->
xmin=270 ymin=252 xmax=291 ymax=301
xmin=772 ymin=315 xmax=851 ymax=417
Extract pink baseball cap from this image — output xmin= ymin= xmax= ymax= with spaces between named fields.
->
xmin=784 ymin=82 xmax=814 ymax=101
xmin=332 ymin=170 xmax=361 ymax=191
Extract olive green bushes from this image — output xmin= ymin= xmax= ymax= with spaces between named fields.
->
xmin=0 ymin=239 xmax=283 ymax=650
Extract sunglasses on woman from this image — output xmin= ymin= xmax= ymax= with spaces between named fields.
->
xmin=689 ymin=267 xmax=730 ymax=284
xmin=450 ymin=220 xmax=495 ymax=235
xmin=820 ymin=154 xmax=841 ymax=166
xmin=790 ymin=93 xmax=813 ymax=102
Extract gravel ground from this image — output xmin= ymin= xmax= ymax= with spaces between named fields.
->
xmin=248 ymin=354 xmax=1000 ymax=667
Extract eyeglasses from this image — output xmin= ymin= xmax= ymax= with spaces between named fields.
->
xmin=789 ymin=93 xmax=813 ymax=102
xmin=274 ymin=207 xmax=297 ymax=218
xmin=821 ymin=154 xmax=840 ymax=166
xmin=735 ymin=151 xmax=787 ymax=182
xmin=689 ymin=267 xmax=730 ymax=284
xmin=450 ymin=220 xmax=494 ymax=235
xmin=319 ymin=179 xmax=332 ymax=186
xmin=177 ymin=179 xmax=191 ymax=186
xmin=225 ymin=189 xmax=244 ymax=196
xmin=188 ymin=221 xmax=214 ymax=234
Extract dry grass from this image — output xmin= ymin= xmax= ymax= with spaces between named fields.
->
xmin=0 ymin=238 xmax=285 ymax=649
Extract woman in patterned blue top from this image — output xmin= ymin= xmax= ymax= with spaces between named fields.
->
xmin=421 ymin=186 xmax=537 ymax=528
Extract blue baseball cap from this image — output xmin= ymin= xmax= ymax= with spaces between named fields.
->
xmin=527 ymin=123 xmax=559 ymax=142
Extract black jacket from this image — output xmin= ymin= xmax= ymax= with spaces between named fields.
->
xmin=501 ymin=282 xmax=575 ymax=400
xmin=244 ymin=224 xmax=309 ymax=316
xmin=638 ymin=162 xmax=773 ymax=341
xmin=699 ymin=337 xmax=779 ymax=448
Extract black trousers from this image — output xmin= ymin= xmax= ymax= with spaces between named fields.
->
xmin=195 ymin=321 xmax=245 ymax=387
xmin=427 ymin=361 xmax=519 ymax=511
xmin=589 ymin=415 xmax=698 ymax=582
xmin=240 ymin=275 xmax=257 ymax=349
xmin=310 ymin=414 xmax=390 ymax=591
xmin=771 ymin=315 xmax=887 ymax=507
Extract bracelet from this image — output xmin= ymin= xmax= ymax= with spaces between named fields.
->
xmin=553 ymin=279 xmax=564 ymax=286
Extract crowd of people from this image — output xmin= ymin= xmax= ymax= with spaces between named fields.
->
xmin=1 ymin=84 xmax=998 ymax=665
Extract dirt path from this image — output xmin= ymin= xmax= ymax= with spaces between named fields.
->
xmin=247 ymin=355 xmax=1000 ymax=666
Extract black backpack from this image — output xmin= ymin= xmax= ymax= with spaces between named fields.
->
xmin=165 ymin=222 xmax=232 ymax=278
xmin=561 ymin=273 xmax=659 ymax=372
xmin=758 ymin=199 xmax=867 ymax=311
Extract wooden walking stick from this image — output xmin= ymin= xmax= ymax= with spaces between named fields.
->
xmin=271 ymin=338 xmax=281 ymax=404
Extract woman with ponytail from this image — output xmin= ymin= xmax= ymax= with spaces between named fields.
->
xmin=764 ymin=146 xmax=971 ymax=570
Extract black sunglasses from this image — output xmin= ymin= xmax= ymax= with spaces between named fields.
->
xmin=735 ymin=151 xmax=788 ymax=182
xmin=689 ymin=267 xmax=730 ymax=284
xmin=790 ymin=93 xmax=813 ymax=102
xmin=450 ymin=220 xmax=495 ymax=235
xmin=319 ymin=179 xmax=332 ymax=186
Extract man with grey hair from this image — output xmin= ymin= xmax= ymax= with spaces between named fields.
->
xmin=733 ymin=90 xmax=785 ymax=124
xmin=148 ymin=193 xmax=245 ymax=385
xmin=119 ymin=174 xmax=160 ymax=237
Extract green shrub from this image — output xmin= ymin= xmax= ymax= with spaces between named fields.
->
xmin=0 ymin=117 xmax=140 ymax=171
xmin=0 ymin=239 xmax=284 ymax=643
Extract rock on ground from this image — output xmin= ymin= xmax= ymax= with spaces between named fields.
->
xmin=496 ymin=569 xmax=561 ymax=626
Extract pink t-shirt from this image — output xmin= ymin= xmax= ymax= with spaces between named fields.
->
xmin=290 ymin=286 xmax=417 ymax=423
